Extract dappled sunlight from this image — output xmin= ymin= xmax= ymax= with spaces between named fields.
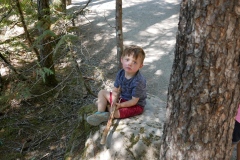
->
xmin=144 ymin=53 xmax=163 ymax=63
xmin=0 ymin=0 xmax=182 ymax=159
xmin=113 ymin=139 xmax=125 ymax=151
xmin=4 ymin=26 xmax=24 ymax=39
xmin=122 ymin=20 xmax=138 ymax=32
xmin=98 ymin=150 xmax=111 ymax=159
xmin=0 ymin=65 xmax=9 ymax=76
xmin=155 ymin=70 xmax=163 ymax=76
xmin=94 ymin=33 xmax=103 ymax=41
xmin=79 ymin=94 xmax=166 ymax=159
xmin=74 ymin=0 xmax=180 ymax=99
xmin=163 ymin=0 xmax=181 ymax=4
xmin=96 ymin=22 xmax=107 ymax=27
xmin=91 ymin=0 xmax=115 ymax=10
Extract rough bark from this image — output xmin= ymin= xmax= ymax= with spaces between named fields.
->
xmin=116 ymin=0 xmax=123 ymax=69
xmin=160 ymin=0 xmax=240 ymax=159
xmin=37 ymin=0 xmax=58 ymax=86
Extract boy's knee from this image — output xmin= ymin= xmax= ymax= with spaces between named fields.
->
xmin=98 ymin=90 xmax=110 ymax=101
xmin=98 ymin=89 xmax=106 ymax=96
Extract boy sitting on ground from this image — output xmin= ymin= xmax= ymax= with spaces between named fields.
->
xmin=87 ymin=45 xmax=147 ymax=126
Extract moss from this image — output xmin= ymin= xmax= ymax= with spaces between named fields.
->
xmin=120 ymin=131 xmax=125 ymax=135
xmin=77 ymin=104 xmax=97 ymax=115
xmin=0 ymin=152 xmax=23 ymax=160
xmin=64 ymin=104 xmax=99 ymax=159
xmin=139 ymin=127 xmax=145 ymax=134
xmin=142 ymin=136 xmax=152 ymax=147
xmin=129 ymin=133 xmax=140 ymax=149
xmin=125 ymin=148 xmax=136 ymax=159
xmin=0 ymin=94 xmax=12 ymax=112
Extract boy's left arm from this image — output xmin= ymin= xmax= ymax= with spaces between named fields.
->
xmin=116 ymin=97 xmax=139 ymax=109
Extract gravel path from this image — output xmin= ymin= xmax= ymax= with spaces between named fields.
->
xmin=68 ymin=0 xmax=237 ymax=159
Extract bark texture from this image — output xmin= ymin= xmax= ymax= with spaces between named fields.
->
xmin=37 ymin=0 xmax=58 ymax=86
xmin=116 ymin=0 xmax=123 ymax=69
xmin=160 ymin=0 xmax=240 ymax=159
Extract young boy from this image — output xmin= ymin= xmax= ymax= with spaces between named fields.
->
xmin=87 ymin=45 xmax=147 ymax=126
xmin=232 ymin=104 xmax=240 ymax=159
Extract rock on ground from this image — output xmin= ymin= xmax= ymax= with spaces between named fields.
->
xmin=65 ymin=94 xmax=166 ymax=160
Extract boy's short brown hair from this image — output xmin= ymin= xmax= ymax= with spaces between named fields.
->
xmin=122 ymin=45 xmax=145 ymax=63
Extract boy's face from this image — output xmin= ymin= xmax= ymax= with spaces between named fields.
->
xmin=121 ymin=53 xmax=143 ymax=75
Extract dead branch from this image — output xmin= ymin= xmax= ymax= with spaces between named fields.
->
xmin=0 ymin=7 xmax=12 ymax=23
xmin=73 ymin=0 xmax=92 ymax=18
xmin=0 ymin=51 xmax=27 ymax=80
xmin=74 ymin=59 xmax=97 ymax=97
xmin=71 ymin=0 xmax=92 ymax=26
xmin=15 ymin=0 xmax=40 ymax=61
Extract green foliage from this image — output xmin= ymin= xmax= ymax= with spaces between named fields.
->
xmin=0 ymin=95 xmax=11 ymax=112
xmin=15 ymin=82 xmax=32 ymax=99
xmin=20 ymin=0 xmax=38 ymax=25
xmin=53 ymin=34 xmax=78 ymax=57
xmin=36 ymin=67 xmax=54 ymax=83
xmin=0 ymin=0 xmax=15 ymax=27
xmin=32 ymin=30 xmax=56 ymax=48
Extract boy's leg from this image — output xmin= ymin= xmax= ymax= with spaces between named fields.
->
xmin=113 ymin=99 xmax=144 ymax=119
xmin=117 ymin=105 xmax=144 ymax=119
xmin=87 ymin=90 xmax=111 ymax=126
xmin=97 ymin=90 xmax=111 ymax=112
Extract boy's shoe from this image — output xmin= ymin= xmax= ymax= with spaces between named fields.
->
xmin=87 ymin=112 xmax=110 ymax=126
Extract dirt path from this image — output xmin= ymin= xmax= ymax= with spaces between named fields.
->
xmin=68 ymin=0 xmax=180 ymax=101
xmin=68 ymin=1 xmax=238 ymax=159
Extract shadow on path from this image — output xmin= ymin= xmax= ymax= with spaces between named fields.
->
xmin=70 ymin=0 xmax=180 ymax=101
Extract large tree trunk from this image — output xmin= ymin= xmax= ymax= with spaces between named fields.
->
xmin=37 ymin=0 xmax=58 ymax=86
xmin=160 ymin=0 xmax=240 ymax=159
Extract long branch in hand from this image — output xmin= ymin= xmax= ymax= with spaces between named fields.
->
xmin=100 ymin=87 xmax=121 ymax=145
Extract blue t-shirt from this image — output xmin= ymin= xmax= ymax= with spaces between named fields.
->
xmin=114 ymin=69 xmax=147 ymax=107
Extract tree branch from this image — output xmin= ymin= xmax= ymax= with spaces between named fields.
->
xmin=0 ymin=51 xmax=26 ymax=80
xmin=15 ymin=0 xmax=40 ymax=61
xmin=0 ymin=7 xmax=12 ymax=23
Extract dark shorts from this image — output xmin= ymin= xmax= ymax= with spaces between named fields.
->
xmin=232 ymin=120 xmax=240 ymax=144
xmin=109 ymin=92 xmax=144 ymax=119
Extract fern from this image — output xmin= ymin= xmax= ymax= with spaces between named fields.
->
xmin=36 ymin=67 xmax=54 ymax=83
xmin=53 ymin=34 xmax=78 ymax=58
xmin=32 ymin=30 xmax=56 ymax=48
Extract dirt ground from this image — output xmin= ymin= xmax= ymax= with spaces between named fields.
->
xmin=0 ymin=0 xmax=237 ymax=159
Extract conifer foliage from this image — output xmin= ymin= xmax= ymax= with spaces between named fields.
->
xmin=0 ymin=0 xmax=76 ymax=89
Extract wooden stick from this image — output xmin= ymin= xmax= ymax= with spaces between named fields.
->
xmin=100 ymin=87 xmax=121 ymax=145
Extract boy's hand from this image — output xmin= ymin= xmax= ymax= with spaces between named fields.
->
xmin=115 ymin=103 xmax=122 ymax=109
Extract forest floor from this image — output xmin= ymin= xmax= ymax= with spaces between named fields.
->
xmin=1 ymin=0 xmax=236 ymax=159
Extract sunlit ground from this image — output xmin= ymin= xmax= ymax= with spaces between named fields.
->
xmin=68 ymin=0 xmax=180 ymax=100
